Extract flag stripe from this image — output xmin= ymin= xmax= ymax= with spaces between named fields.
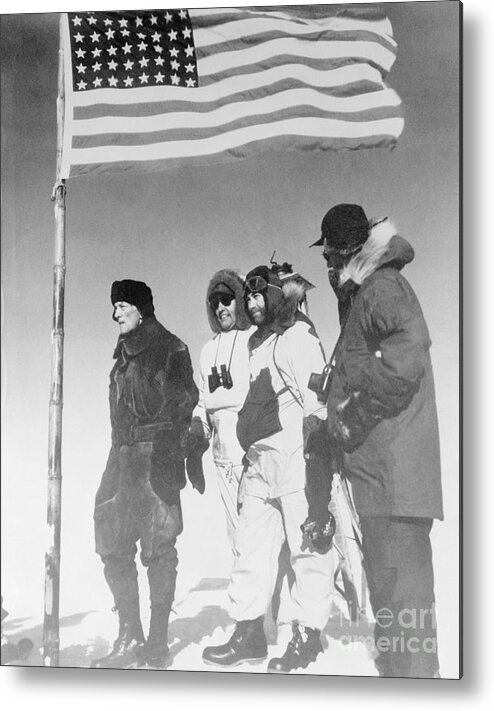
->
xmin=195 ymin=56 xmax=384 ymax=87
xmin=72 ymin=87 xmax=401 ymax=138
xmin=73 ymin=78 xmax=388 ymax=122
xmin=60 ymin=8 xmax=404 ymax=180
xmin=72 ymin=106 xmax=402 ymax=149
xmin=68 ymin=116 xmax=405 ymax=166
xmin=193 ymin=22 xmax=397 ymax=52
xmin=189 ymin=8 xmax=394 ymax=42
xmin=67 ymin=132 xmax=400 ymax=178
xmin=196 ymin=37 xmax=397 ymax=77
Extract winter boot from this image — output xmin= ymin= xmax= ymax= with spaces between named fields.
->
xmin=136 ymin=603 xmax=171 ymax=669
xmin=90 ymin=609 xmax=145 ymax=669
xmin=202 ymin=617 xmax=267 ymax=666
xmin=267 ymin=623 xmax=323 ymax=673
xmin=91 ymin=562 xmax=145 ymax=669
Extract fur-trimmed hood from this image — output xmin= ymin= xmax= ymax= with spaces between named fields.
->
xmin=339 ymin=218 xmax=414 ymax=287
xmin=206 ymin=269 xmax=251 ymax=333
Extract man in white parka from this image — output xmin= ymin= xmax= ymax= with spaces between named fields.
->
xmin=186 ymin=269 xmax=254 ymax=546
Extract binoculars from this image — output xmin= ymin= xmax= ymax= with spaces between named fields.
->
xmin=208 ymin=364 xmax=234 ymax=393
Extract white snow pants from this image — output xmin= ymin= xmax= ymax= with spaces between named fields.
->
xmin=214 ymin=462 xmax=244 ymax=549
xmin=228 ymin=489 xmax=334 ymax=631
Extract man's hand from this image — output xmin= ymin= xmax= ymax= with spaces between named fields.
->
xmin=303 ymin=414 xmax=330 ymax=460
xmin=334 ymin=396 xmax=353 ymax=442
xmin=300 ymin=512 xmax=336 ymax=554
xmin=185 ymin=453 xmax=206 ymax=494
xmin=185 ymin=429 xmax=209 ymax=458
xmin=184 ymin=427 xmax=208 ymax=494
xmin=332 ymin=391 xmax=380 ymax=451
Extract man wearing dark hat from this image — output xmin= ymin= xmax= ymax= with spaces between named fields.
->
xmin=91 ymin=279 xmax=199 ymax=669
xmin=202 ymin=266 xmax=335 ymax=674
xmin=312 ymin=204 xmax=443 ymax=677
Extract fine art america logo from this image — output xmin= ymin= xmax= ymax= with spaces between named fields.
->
xmin=339 ymin=605 xmax=438 ymax=655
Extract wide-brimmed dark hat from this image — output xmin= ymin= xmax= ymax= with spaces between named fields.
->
xmin=310 ymin=203 xmax=370 ymax=255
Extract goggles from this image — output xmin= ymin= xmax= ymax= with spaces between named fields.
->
xmin=208 ymin=293 xmax=235 ymax=309
xmin=244 ymin=275 xmax=282 ymax=295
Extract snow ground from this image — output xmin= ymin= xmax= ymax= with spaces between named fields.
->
xmin=1 ymin=468 xmax=379 ymax=676
xmin=1 ymin=451 xmax=457 ymax=678
xmin=2 ymin=579 xmax=378 ymax=675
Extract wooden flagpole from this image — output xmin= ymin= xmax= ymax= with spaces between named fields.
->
xmin=43 ymin=13 xmax=67 ymax=667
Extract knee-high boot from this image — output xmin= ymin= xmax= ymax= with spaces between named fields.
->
xmin=138 ymin=550 xmax=177 ymax=668
xmin=91 ymin=564 xmax=145 ymax=669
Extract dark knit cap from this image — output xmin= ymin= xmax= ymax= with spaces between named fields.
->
xmin=311 ymin=203 xmax=370 ymax=255
xmin=111 ymin=279 xmax=155 ymax=318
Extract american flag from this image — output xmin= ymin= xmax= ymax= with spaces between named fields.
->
xmin=59 ymin=6 xmax=404 ymax=179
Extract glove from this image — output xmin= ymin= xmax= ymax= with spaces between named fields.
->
xmin=305 ymin=428 xmax=330 ymax=460
xmin=300 ymin=511 xmax=336 ymax=554
xmin=185 ymin=453 xmax=206 ymax=494
xmin=185 ymin=429 xmax=209 ymax=459
xmin=333 ymin=391 xmax=381 ymax=452
xmin=303 ymin=415 xmax=330 ymax=460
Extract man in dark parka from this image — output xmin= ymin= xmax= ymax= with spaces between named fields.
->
xmin=91 ymin=279 xmax=199 ymax=669
xmin=312 ymin=204 xmax=443 ymax=678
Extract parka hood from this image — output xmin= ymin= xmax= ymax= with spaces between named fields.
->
xmin=206 ymin=269 xmax=251 ymax=333
xmin=249 ymin=280 xmax=311 ymax=348
xmin=339 ymin=218 xmax=414 ymax=287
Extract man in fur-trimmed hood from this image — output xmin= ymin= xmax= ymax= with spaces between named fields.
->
xmin=187 ymin=269 xmax=254 ymax=547
xmin=202 ymin=265 xmax=335 ymax=674
xmin=312 ymin=203 xmax=443 ymax=678
xmin=205 ymin=268 xmax=251 ymax=333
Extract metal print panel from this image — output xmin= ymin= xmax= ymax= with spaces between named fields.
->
xmin=1 ymin=1 xmax=461 ymax=679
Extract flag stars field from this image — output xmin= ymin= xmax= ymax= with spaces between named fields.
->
xmin=67 ymin=10 xmax=197 ymax=93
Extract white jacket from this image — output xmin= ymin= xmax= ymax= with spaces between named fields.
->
xmin=192 ymin=326 xmax=255 ymax=466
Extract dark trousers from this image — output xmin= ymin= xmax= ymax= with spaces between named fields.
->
xmin=360 ymin=516 xmax=439 ymax=678
xmin=95 ymin=444 xmax=182 ymax=616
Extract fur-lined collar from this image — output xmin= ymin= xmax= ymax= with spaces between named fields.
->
xmin=113 ymin=315 xmax=165 ymax=358
xmin=339 ymin=218 xmax=414 ymax=286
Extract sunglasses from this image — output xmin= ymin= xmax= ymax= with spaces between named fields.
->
xmin=208 ymin=293 xmax=235 ymax=309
